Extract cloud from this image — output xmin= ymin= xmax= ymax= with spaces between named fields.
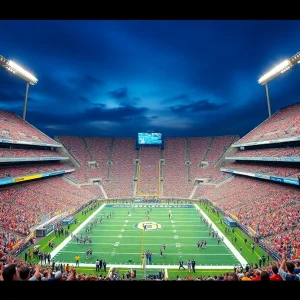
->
xmin=77 ymin=96 xmax=105 ymax=107
xmin=107 ymin=87 xmax=140 ymax=106
xmin=82 ymin=105 xmax=148 ymax=123
xmin=27 ymin=74 xmax=105 ymax=113
xmin=29 ymin=105 xmax=151 ymax=138
xmin=162 ymin=94 xmax=189 ymax=104
xmin=108 ymin=87 xmax=128 ymax=99
xmin=2 ymin=20 xmax=300 ymax=141
xmin=0 ymin=67 xmax=27 ymax=95
xmin=131 ymin=97 xmax=140 ymax=105
xmin=77 ymin=96 xmax=92 ymax=104
xmin=68 ymin=75 xmax=103 ymax=90
xmin=0 ymin=91 xmax=35 ymax=103
xmin=27 ymin=104 xmax=149 ymax=127
xmin=169 ymin=100 xmax=227 ymax=115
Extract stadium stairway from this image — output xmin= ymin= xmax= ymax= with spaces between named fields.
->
xmin=214 ymin=135 xmax=239 ymax=169
xmin=62 ymin=176 xmax=78 ymax=186
xmin=216 ymin=174 xmax=235 ymax=187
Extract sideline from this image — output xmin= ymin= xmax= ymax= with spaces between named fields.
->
xmin=194 ymin=203 xmax=247 ymax=266
xmin=50 ymin=203 xmax=106 ymax=258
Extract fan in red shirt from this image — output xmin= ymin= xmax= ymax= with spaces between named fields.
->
xmin=251 ymin=270 xmax=261 ymax=281
xmin=270 ymin=265 xmax=283 ymax=281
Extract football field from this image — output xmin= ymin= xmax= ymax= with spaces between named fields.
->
xmin=51 ymin=203 xmax=245 ymax=269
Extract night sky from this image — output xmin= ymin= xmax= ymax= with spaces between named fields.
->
xmin=1 ymin=20 xmax=300 ymax=139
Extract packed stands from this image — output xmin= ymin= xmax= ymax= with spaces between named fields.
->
xmin=104 ymin=138 xmax=136 ymax=198
xmin=231 ymin=147 xmax=300 ymax=158
xmin=84 ymin=137 xmax=112 ymax=177
xmin=58 ymin=136 xmax=239 ymax=197
xmin=58 ymin=136 xmax=102 ymax=183
xmin=225 ymin=162 xmax=300 ymax=179
xmin=197 ymin=176 xmax=300 ymax=240
xmin=0 ymin=110 xmax=59 ymax=145
xmin=188 ymin=136 xmax=235 ymax=184
xmin=0 ymin=115 xmax=100 ymax=255
xmin=0 ymin=176 xmax=100 ymax=238
xmin=189 ymin=136 xmax=211 ymax=180
xmin=137 ymin=145 xmax=161 ymax=195
xmin=193 ymin=103 xmax=300 ymax=258
xmin=0 ymin=229 xmax=20 ymax=253
xmin=0 ymin=149 xmax=62 ymax=158
xmin=163 ymin=138 xmax=192 ymax=198
xmin=234 ymin=102 xmax=300 ymax=145
xmin=206 ymin=135 xmax=236 ymax=164
xmin=263 ymin=227 xmax=300 ymax=259
xmin=2 ymin=102 xmax=300 ymax=264
xmin=0 ymin=162 xmax=72 ymax=178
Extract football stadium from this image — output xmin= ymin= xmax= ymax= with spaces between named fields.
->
xmin=0 ymin=105 xmax=299 ymax=281
xmin=1 ymin=23 xmax=300 ymax=282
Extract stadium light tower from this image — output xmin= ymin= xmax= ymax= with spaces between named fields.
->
xmin=258 ymin=51 xmax=300 ymax=118
xmin=0 ymin=54 xmax=38 ymax=120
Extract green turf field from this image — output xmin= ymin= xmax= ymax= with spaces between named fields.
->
xmin=51 ymin=203 xmax=242 ymax=268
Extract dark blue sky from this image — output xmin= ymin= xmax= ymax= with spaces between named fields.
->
xmin=1 ymin=20 xmax=300 ymax=139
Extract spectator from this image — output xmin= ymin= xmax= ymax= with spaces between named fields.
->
xmin=260 ymin=271 xmax=270 ymax=281
xmin=269 ymin=265 xmax=283 ymax=281
xmin=2 ymin=264 xmax=19 ymax=281
xmin=226 ymin=272 xmax=238 ymax=281
xmin=279 ymin=254 xmax=300 ymax=281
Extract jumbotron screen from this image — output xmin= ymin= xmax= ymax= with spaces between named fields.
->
xmin=138 ymin=132 xmax=162 ymax=145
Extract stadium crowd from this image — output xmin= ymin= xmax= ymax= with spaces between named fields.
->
xmin=234 ymin=102 xmax=300 ymax=144
xmin=0 ymin=110 xmax=59 ymax=145
xmin=0 ymin=176 xmax=102 ymax=250
xmin=1 ymin=103 xmax=300 ymax=279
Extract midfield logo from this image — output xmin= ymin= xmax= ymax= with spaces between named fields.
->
xmin=133 ymin=221 xmax=163 ymax=231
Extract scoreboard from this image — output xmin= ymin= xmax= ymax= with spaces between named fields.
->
xmin=138 ymin=132 xmax=162 ymax=145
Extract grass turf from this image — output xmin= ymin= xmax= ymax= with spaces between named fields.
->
xmin=52 ymin=203 xmax=240 ymax=266
xmin=18 ymin=201 xmax=271 ymax=279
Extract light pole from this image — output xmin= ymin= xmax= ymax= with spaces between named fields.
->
xmin=258 ymin=52 xmax=300 ymax=118
xmin=0 ymin=55 xmax=38 ymax=120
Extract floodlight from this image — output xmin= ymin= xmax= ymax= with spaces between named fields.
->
xmin=0 ymin=54 xmax=38 ymax=120
xmin=258 ymin=51 xmax=300 ymax=118
xmin=258 ymin=59 xmax=290 ymax=85
xmin=6 ymin=60 xmax=38 ymax=85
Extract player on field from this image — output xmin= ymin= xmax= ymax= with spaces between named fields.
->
xmin=142 ymin=256 xmax=146 ymax=269
xmin=187 ymin=260 xmax=192 ymax=273
xmin=179 ymin=260 xmax=185 ymax=269
xmin=75 ymin=254 xmax=80 ymax=267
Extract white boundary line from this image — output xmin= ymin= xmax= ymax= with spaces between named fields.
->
xmin=52 ymin=263 xmax=234 ymax=270
xmin=194 ymin=204 xmax=247 ymax=266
